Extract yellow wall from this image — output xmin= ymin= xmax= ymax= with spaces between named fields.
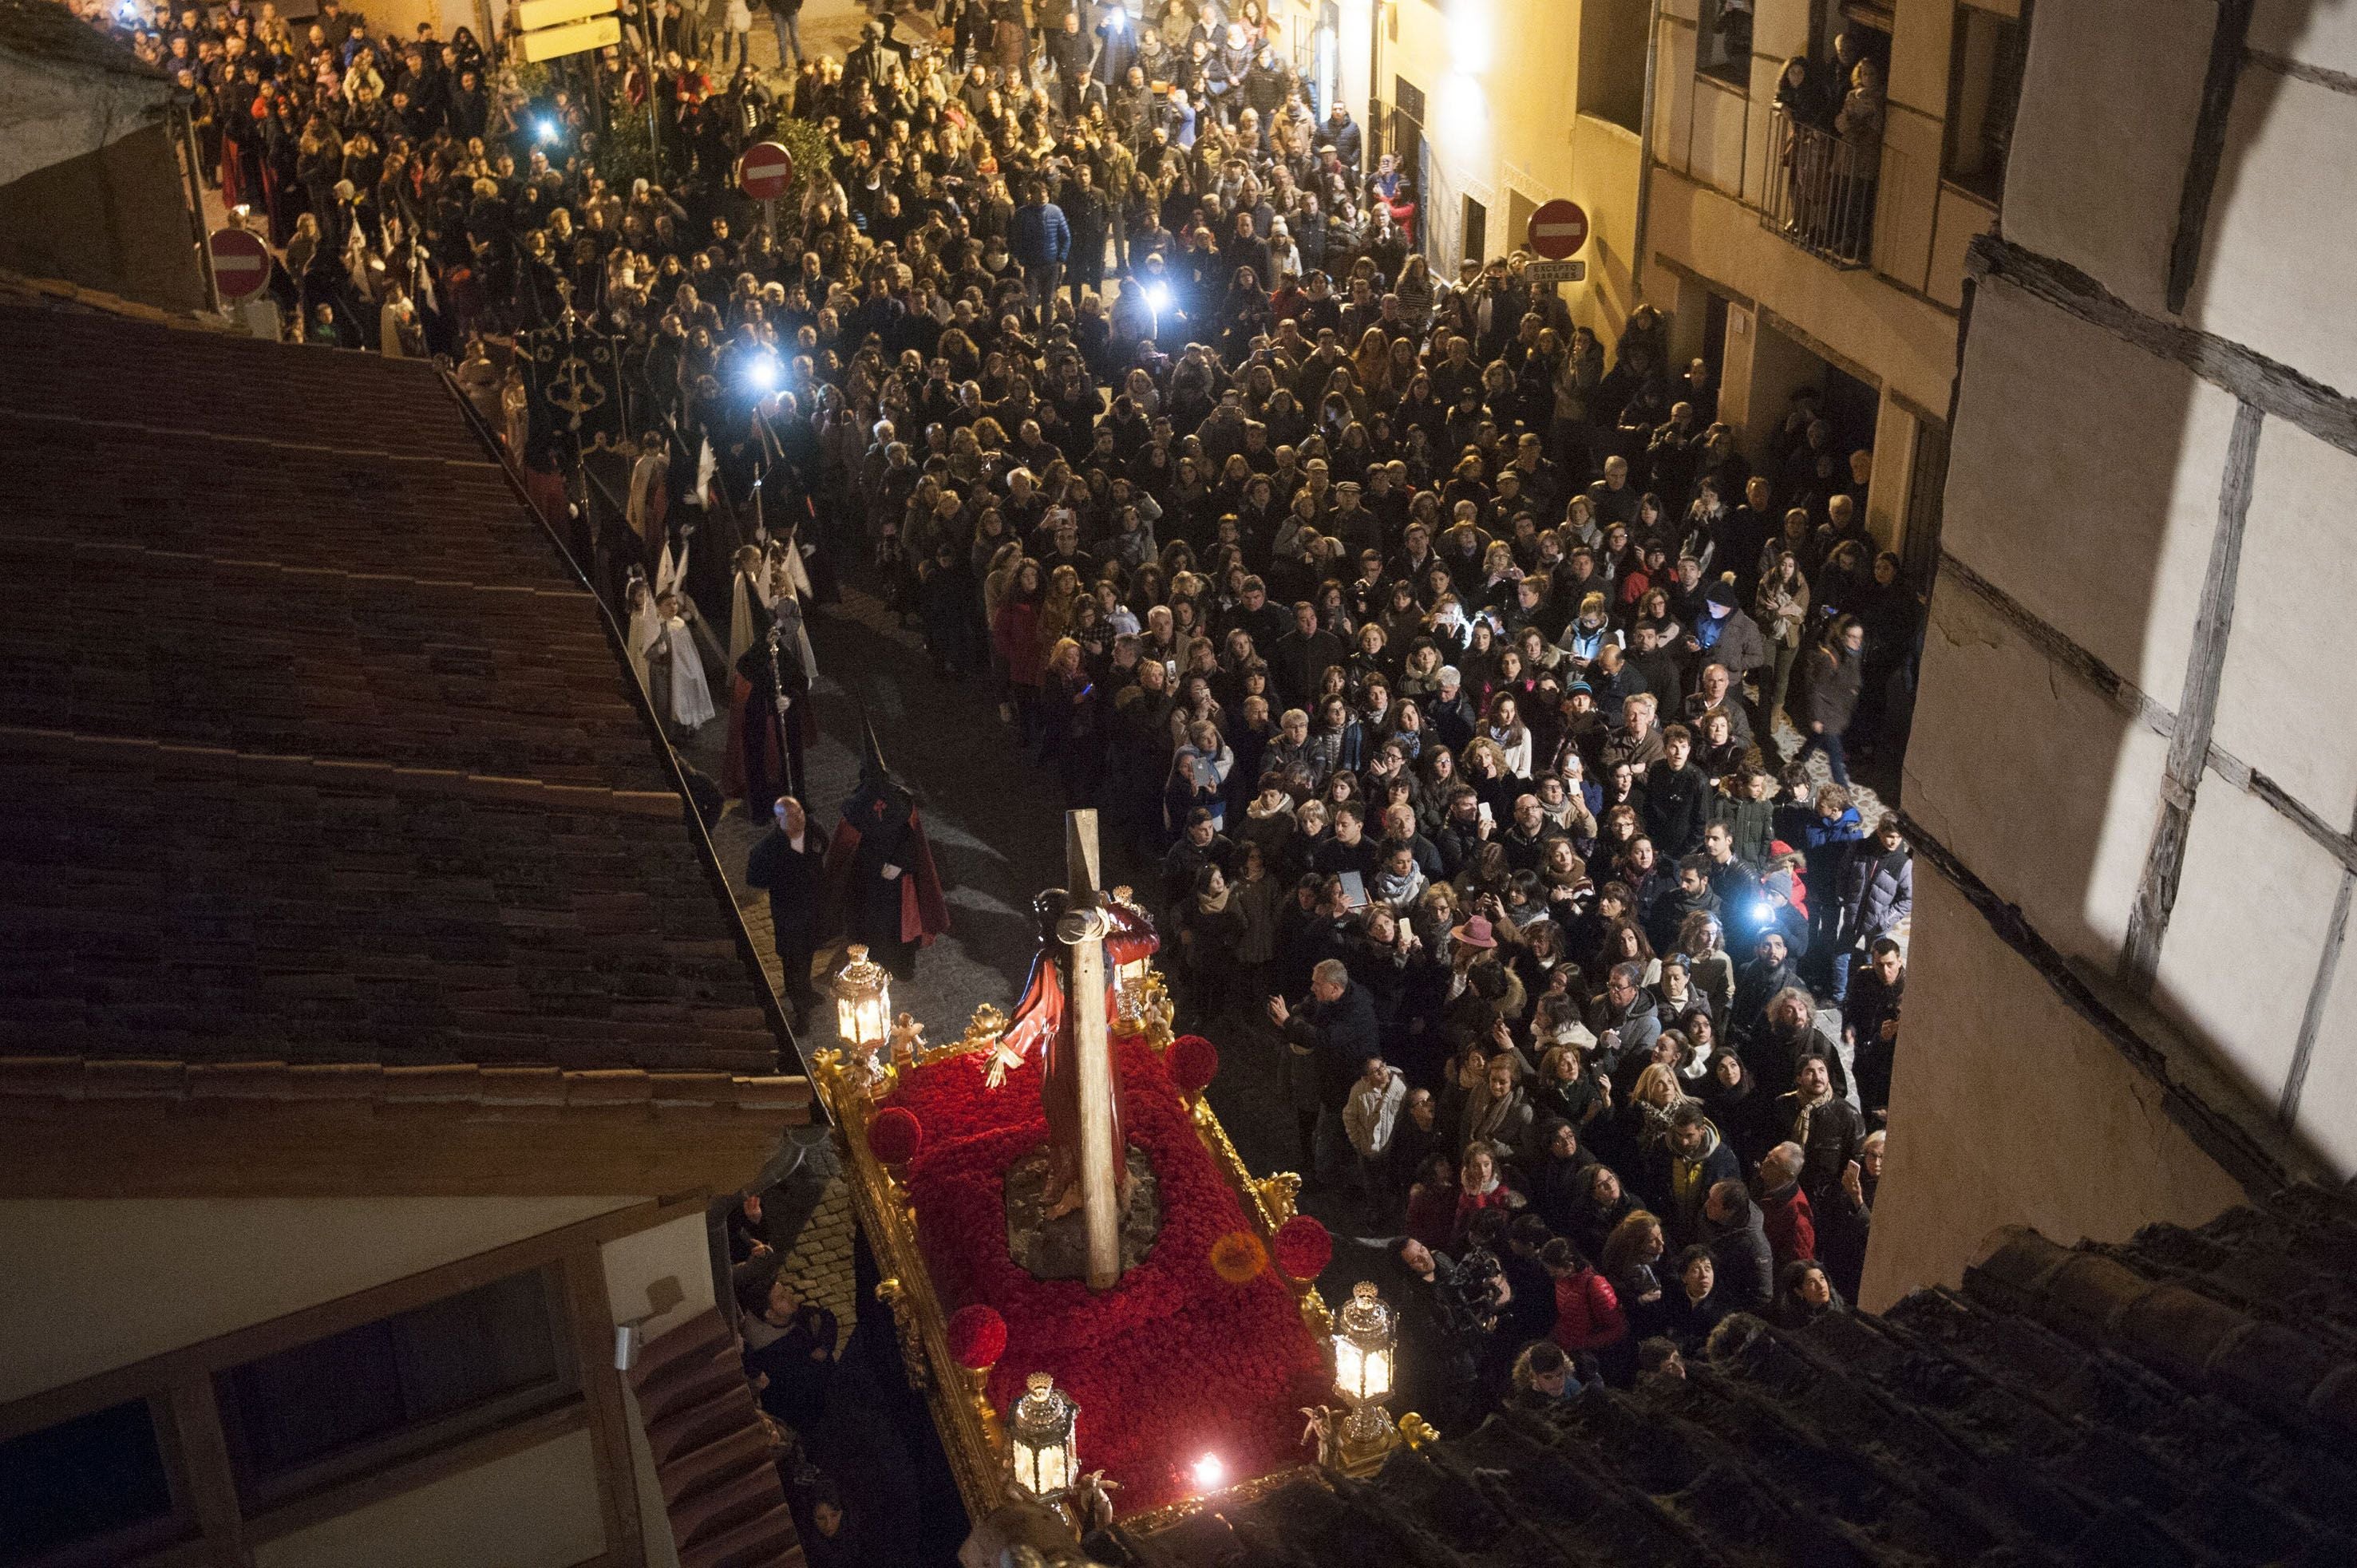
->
xmin=1376 ymin=0 xmax=1643 ymax=335
xmin=0 ymin=1195 xmax=639 ymax=1404
xmin=252 ymin=1425 xmax=608 ymax=1568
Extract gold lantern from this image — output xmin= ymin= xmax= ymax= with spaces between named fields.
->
xmin=1333 ymin=1282 xmax=1398 ymax=1455
xmin=1110 ymin=886 xmax=1154 ymax=1021
xmin=1007 ymin=1372 xmax=1079 ymax=1499
xmin=833 ymin=944 xmax=892 ymax=1064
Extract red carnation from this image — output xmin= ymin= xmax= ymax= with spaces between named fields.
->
xmin=867 ymin=1105 xmax=923 ymax=1166
xmin=946 ymin=1305 xmax=1007 ymax=1369
xmin=1169 ymin=1034 xmax=1220 ymax=1097
xmin=1271 ymin=1215 xmax=1332 ymax=1280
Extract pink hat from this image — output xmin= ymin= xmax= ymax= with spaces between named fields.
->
xmin=1450 ymin=914 xmax=1498 ymax=950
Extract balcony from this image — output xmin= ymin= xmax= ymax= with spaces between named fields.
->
xmin=1762 ymin=105 xmax=1881 ymax=270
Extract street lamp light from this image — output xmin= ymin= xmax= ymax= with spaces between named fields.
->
xmin=1333 ymin=1281 xmax=1396 ymax=1452
xmin=1007 ymin=1372 xmax=1079 ymax=1499
xmin=834 ymin=943 xmax=892 ymax=1067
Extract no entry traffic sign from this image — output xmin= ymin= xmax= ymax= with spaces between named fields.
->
xmin=738 ymin=141 xmax=795 ymax=201
xmin=208 ymin=226 xmax=272 ymax=302
xmin=1526 ymin=199 xmax=1590 ymax=260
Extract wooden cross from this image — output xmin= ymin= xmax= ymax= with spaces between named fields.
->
xmin=1065 ymin=809 xmax=1122 ymax=1290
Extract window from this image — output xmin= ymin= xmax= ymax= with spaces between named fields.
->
xmin=1461 ymin=196 xmax=1487 ymax=267
xmin=214 ymin=1268 xmax=576 ymax=1509
xmin=1577 ymin=0 xmax=1650 ymax=132
xmin=0 ymin=1400 xmax=184 ymax=1566
xmin=1699 ymin=0 xmax=1754 ymax=84
xmin=1943 ymin=5 xmax=2025 ymax=203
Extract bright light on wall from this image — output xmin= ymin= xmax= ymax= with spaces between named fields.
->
xmin=1434 ymin=71 xmax=1488 ymax=146
xmin=1447 ymin=0 xmax=1493 ymax=75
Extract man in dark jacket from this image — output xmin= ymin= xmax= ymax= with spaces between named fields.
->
xmin=1798 ymin=616 xmax=1865 ymax=787
xmin=735 ymin=1254 xmax=839 ymax=1433
xmin=1270 ymin=599 xmax=1347 ymax=709
xmin=1701 ymin=1179 xmax=1774 ymax=1312
xmin=1775 ymin=1054 xmax=1866 ymax=1212
xmin=745 ymin=796 xmax=827 ymax=1025
xmin=1642 ymin=723 xmax=1710 ymax=858
xmin=1061 ymin=163 xmax=1110 ymax=302
xmin=1271 ymin=957 xmax=1380 ymax=1186
xmin=1010 ymin=181 xmax=1072 ymax=313
xmin=1654 ymin=1101 xmax=1742 ymax=1246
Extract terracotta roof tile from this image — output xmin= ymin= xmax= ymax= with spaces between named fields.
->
xmin=0 ymin=303 xmax=790 ymax=1078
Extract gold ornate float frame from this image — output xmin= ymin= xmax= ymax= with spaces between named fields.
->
xmin=808 ymin=973 xmax=1335 ymax=1523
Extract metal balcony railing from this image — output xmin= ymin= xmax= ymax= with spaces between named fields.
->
xmin=1762 ymin=105 xmax=1881 ymax=269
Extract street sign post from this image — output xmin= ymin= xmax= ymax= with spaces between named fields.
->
xmin=738 ymin=141 xmax=795 ymax=200
xmin=738 ymin=141 xmax=795 ymax=239
xmin=208 ymin=227 xmax=271 ymax=302
xmin=1524 ymin=259 xmax=1587 ymax=283
xmin=1526 ymin=199 xmax=1590 ymax=260
xmin=520 ymin=13 xmax=619 ymax=61
xmin=516 ymin=0 xmax=616 ymax=29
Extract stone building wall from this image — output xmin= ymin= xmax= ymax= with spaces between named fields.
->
xmin=1865 ymin=0 xmax=2357 ymax=1305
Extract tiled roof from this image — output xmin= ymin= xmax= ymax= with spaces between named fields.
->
xmin=0 ymin=302 xmax=789 ymax=1076
xmin=627 ymin=1307 xmax=805 ymax=1568
xmin=1106 ymin=1187 xmax=2357 ymax=1568
xmin=0 ymin=0 xmax=166 ymax=77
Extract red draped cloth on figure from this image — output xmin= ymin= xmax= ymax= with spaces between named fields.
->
xmin=997 ymin=896 xmax=1160 ymax=1218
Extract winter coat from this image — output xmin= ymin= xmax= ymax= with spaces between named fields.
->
xmin=1704 ymin=1201 xmax=1775 ymax=1313
xmin=1654 ymin=1123 xmax=1742 ymax=1245
xmin=1550 ymin=1269 xmax=1628 ymax=1353
xmin=1758 ymin=1181 xmax=1817 ymax=1274
xmin=1801 ymin=641 xmax=1862 ymax=734
xmin=1837 ymin=845 xmax=1912 ymax=941
xmin=1344 ymin=1068 xmax=1409 ymax=1158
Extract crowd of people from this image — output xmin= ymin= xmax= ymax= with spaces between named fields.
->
xmin=77 ymin=0 xmax=1928 ymax=1531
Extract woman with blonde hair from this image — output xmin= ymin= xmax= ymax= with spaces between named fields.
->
xmin=1625 ymin=1062 xmax=1687 ymax=1159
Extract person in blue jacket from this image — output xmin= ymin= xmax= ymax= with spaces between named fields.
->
xmin=1010 ymin=180 xmax=1071 ymax=314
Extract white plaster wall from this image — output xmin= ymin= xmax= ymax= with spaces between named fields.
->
xmin=2150 ymin=777 xmax=2350 ymax=1104
xmin=2249 ymin=0 xmax=2357 ymax=75
xmin=2000 ymin=0 xmax=2213 ymax=317
xmin=1688 ymin=75 xmax=1749 ymax=199
xmin=2209 ymin=417 xmax=2357 ymax=824
xmin=2192 ymin=70 xmax=2357 ymax=403
xmin=1860 ymin=871 xmax=2248 ymax=1309
xmin=253 ymin=1426 xmax=607 ymax=1568
xmin=0 ymin=1195 xmax=639 ymax=1404
xmin=599 ymin=1211 xmax=717 ymax=1343
xmin=1939 ymin=279 xmax=2232 ymax=702
xmin=1903 ymin=577 xmax=2173 ymax=971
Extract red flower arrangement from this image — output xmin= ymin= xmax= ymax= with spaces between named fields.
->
xmin=880 ymin=1036 xmax=1331 ymax=1514
xmin=1271 ymin=1215 xmax=1333 ymax=1282
xmin=946 ymin=1304 xmax=1007 ymax=1369
xmin=1168 ymin=1033 xmax=1220 ymax=1098
xmin=867 ymin=1105 xmax=923 ymax=1166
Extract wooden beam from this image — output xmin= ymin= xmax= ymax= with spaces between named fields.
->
xmin=561 ymin=1252 xmax=647 ymax=1568
xmin=1064 ymin=810 xmax=1121 ymax=1291
xmin=161 ymin=1382 xmax=251 ymax=1568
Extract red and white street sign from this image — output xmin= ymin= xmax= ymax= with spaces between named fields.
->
xmin=1526 ymin=199 xmax=1590 ymax=260
xmin=208 ymin=227 xmax=272 ymax=301
xmin=738 ymin=141 xmax=795 ymax=201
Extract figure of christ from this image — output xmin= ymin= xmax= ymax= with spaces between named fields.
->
xmin=985 ymin=890 xmax=1160 ymax=1223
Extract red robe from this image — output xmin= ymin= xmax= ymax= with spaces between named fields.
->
xmin=999 ymin=898 xmax=1159 ymax=1215
xmin=821 ymin=808 xmax=950 ymax=949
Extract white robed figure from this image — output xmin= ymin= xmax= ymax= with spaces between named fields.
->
xmin=625 ymin=566 xmax=660 ymax=696
xmin=728 ymin=545 xmax=773 ymax=668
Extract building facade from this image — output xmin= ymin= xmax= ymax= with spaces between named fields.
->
xmin=1866 ymin=0 xmax=2357 ymax=1302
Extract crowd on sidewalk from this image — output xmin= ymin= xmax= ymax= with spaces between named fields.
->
xmin=77 ymin=0 xmax=1929 ymax=1522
